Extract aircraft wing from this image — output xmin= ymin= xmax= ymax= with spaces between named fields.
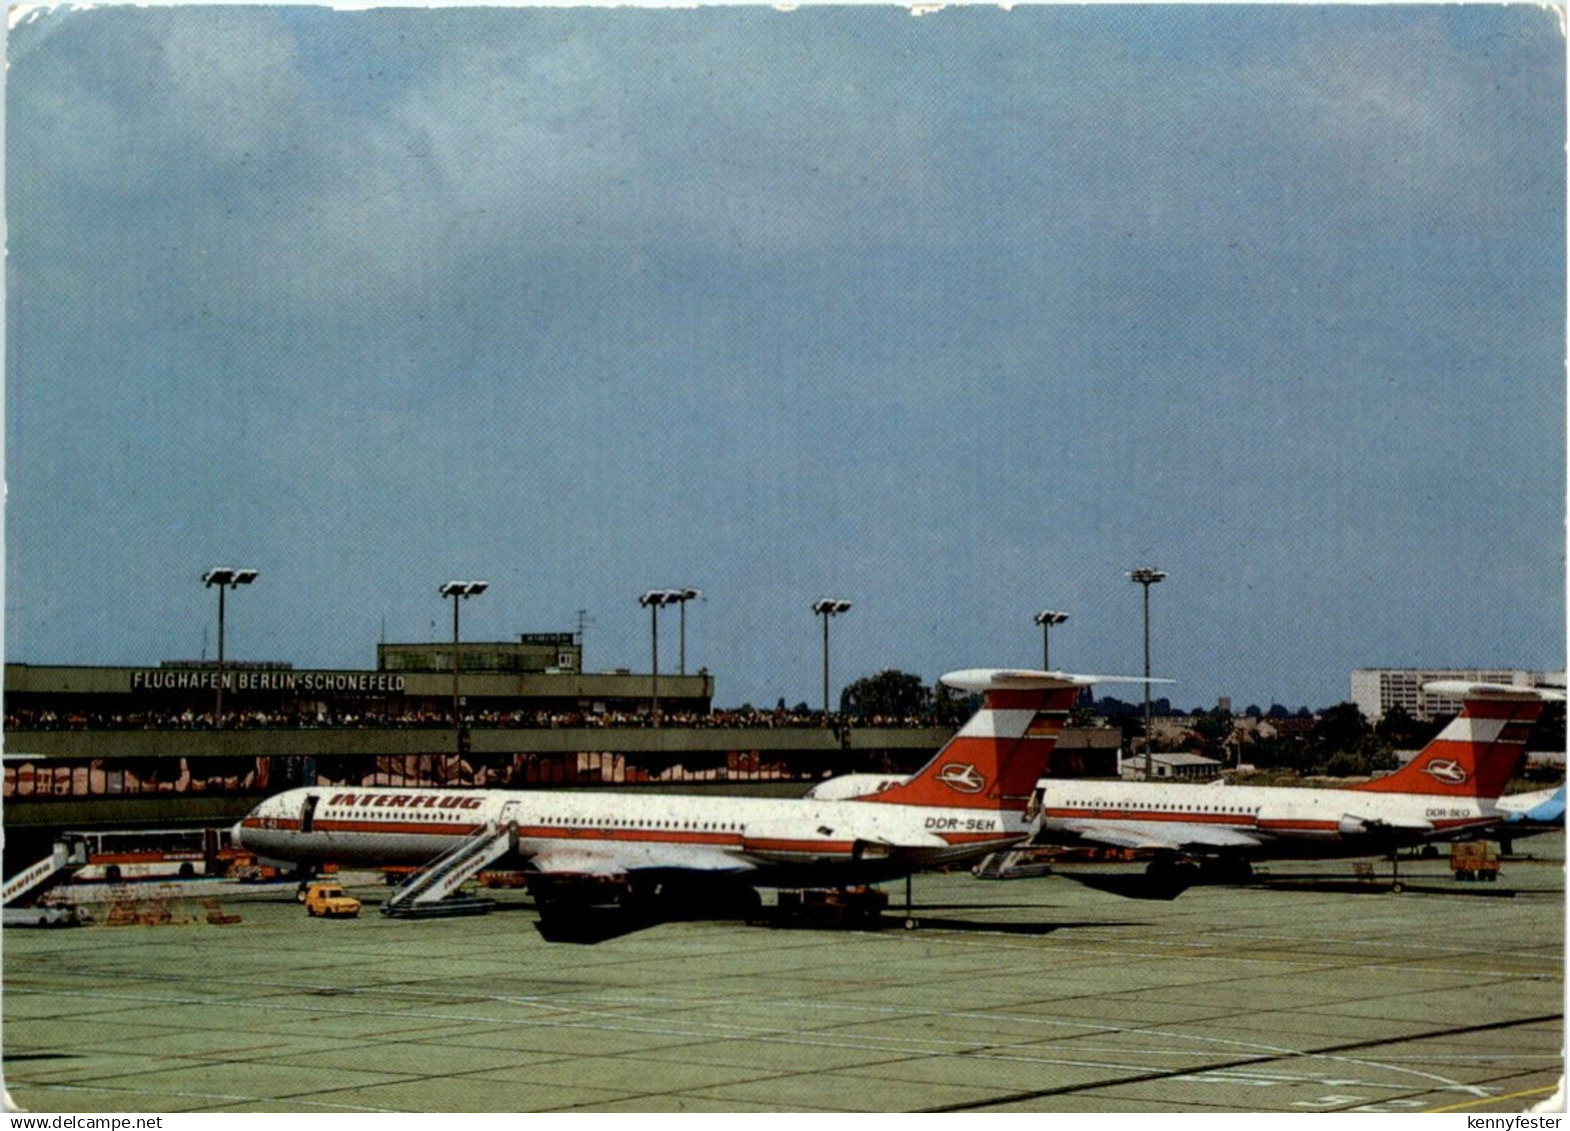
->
xmin=1056 ymin=819 xmax=1264 ymax=852
xmin=527 ymin=841 xmax=755 ymax=876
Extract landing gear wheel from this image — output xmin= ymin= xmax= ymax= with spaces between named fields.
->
xmin=1146 ymin=856 xmax=1200 ymax=896
xmin=1391 ymin=881 xmax=1404 ymax=894
xmin=903 ymin=918 xmax=918 ymax=930
xmin=1198 ymin=857 xmax=1253 ymax=884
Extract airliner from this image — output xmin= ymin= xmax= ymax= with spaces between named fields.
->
xmin=1033 ymin=680 xmax=1562 ymax=892
xmin=1495 ymin=784 xmax=1565 ymax=826
xmin=1491 ymin=784 xmax=1565 ymax=853
xmin=236 ymin=668 xmax=1151 ymax=924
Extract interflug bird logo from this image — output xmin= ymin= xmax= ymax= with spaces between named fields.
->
xmin=937 ymin=763 xmax=986 ymax=794
xmin=1420 ymin=759 xmax=1469 ymax=786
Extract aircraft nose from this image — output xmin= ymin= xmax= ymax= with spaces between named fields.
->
xmin=232 ymin=795 xmax=274 ymax=848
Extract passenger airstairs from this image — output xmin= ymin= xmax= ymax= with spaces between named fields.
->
xmin=379 ymin=819 xmax=515 ymax=917
xmin=970 ymin=849 xmax=1053 ymax=881
xmin=3 ymin=839 xmax=86 ymax=906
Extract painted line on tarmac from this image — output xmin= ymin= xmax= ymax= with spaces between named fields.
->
xmin=905 ymin=928 xmax=1562 ymax=976
xmin=1203 ymin=931 xmax=1562 ymax=962
xmin=13 ymin=971 xmax=1548 ymax=1095
xmin=16 ymin=960 xmax=1555 ymax=1110
xmin=924 ymin=1012 xmax=1562 ymax=1112
xmin=11 ymin=982 xmax=1548 ymax=1115
xmin=480 ymin=993 xmax=1539 ymax=1100
xmin=16 ymin=982 xmax=1490 ymax=1104
xmin=1425 ymin=1084 xmax=1560 ymax=1113
xmin=1349 ymin=1053 xmax=1564 ymax=1063
xmin=8 ymin=984 xmax=1171 ymax=1068
xmin=8 ymin=1080 xmax=401 ymax=1113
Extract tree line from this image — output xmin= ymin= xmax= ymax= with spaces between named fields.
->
xmin=831 ymin=669 xmax=1565 ymax=780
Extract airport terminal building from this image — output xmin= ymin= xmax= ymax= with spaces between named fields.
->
xmin=5 ymin=635 xmax=714 ymax=727
xmin=0 ymin=636 xmax=960 ymax=842
xmin=2 ymin=635 xmax=1123 ymax=845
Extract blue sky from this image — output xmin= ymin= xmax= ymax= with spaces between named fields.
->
xmin=6 ymin=5 xmax=1564 ymax=711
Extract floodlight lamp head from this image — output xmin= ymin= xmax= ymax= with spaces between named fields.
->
xmin=1034 ymin=610 xmax=1069 ymax=626
xmin=1128 ymin=568 xmax=1167 ymax=585
xmin=813 ymin=598 xmax=853 ymax=616
xmin=204 ymin=567 xmax=256 ymax=588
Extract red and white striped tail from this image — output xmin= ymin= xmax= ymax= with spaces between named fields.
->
xmin=856 ymin=670 xmax=1093 ymax=811
xmin=1353 ymin=682 xmax=1560 ymax=799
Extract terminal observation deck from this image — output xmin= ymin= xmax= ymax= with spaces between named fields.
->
xmin=1 ymin=721 xmax=956 ymax=831
xmin=6 ymin=655 xmax=965 ymax=832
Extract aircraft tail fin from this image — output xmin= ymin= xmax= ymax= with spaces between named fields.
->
xmin=1352 ymin=682 xmax=1562 ymax=799
xmin=857 ymin=669 xmax=1162 ymax=811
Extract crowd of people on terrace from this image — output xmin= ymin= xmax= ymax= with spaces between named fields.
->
xmin=4 ymin=705 xmax=942 ymax=732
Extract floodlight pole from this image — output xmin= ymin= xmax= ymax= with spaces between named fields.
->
xmin=1034 ymin=610 xmax=1069 ymax=671
xmin=451 ymin=593 xmax=462 ymax=725
xmin=651 ymin=598 xmax=661 ymax=724
xmin=441 ymin=582 xmax=487 ymax=727
xmin=674 ymin=588 xmax=701 ymax=676
xmin=822 ymin=611 xmax=830 ymax=714
xmin=1143 ymin=583 xmax=1151 ymax=778
xmin=640 ymin=590 xmax=678 ymax=726
xmin=203 ymin=568 xmax=257 ymax=729
xmin=1129 ymin=569 xmax=1166 ymax=779
xmin=217 ymin=583 xmax=228 ymax=725
xmin=812 ymin=599 xmax=852 ymax=715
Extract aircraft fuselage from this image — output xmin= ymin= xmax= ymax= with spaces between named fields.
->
xmin=238 ymin=784 xmax=1028 ymax=885
xmin=1039 ymin=779 xmax=1499 ymax=858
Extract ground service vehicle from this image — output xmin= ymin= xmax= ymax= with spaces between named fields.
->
xmin=303 ymin=882 xmax=361 ymax=918
xmin=1450 ymin=841 xmax=1500 ymax=882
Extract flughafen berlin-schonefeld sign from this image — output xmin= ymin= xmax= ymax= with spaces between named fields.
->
xmin=130 ymin=670 xmax=408 ymax=695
